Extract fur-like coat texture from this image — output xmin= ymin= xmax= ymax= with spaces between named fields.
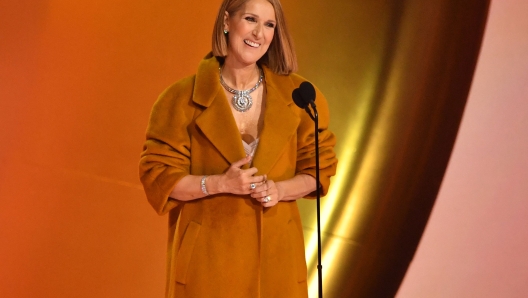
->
xmin=139 ymin=54 xmax=337 ymax=298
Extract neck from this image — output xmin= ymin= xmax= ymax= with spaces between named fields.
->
xmin=222 ymin=58 xmax=259 ymax=90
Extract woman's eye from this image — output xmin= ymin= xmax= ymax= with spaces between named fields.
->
xmin=245 ymin=16 xmax=256 ymax=22
xmin=265 ymin=23 xmax=276 ymax=28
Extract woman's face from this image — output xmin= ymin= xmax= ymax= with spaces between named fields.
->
xmin=224 ymin=0 xmax=276 ymax=67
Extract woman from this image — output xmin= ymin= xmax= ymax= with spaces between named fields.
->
xmin=139 ymin=0 xmax=337 ymax=297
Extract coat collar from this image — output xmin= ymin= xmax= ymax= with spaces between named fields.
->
xmin=193 ymin=54 xmax=300 ymax=174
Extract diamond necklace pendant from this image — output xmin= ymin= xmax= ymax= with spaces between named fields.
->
xmin=220 ymin=67 xmax=263 ymax=113
xmin=232 ymin=91 xmax=253 ymax=112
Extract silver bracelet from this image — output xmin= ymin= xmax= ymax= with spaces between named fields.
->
xmin=200 ymin=175 xmax=209 ymax=196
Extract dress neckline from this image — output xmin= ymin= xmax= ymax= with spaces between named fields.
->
xmin=242 ymin=138 xmax=259 ymax=158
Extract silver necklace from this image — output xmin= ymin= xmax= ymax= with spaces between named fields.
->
xmin=219 ymin=67 xmax=263 ymax=112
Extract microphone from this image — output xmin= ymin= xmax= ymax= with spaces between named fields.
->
xmin=292 ymin=80 xmax=323 ymax=298
xmin=292 ymin=81 xmax=317 ymax=121
xmin=292 ymin=88 xmax=307 ymax=109
xmin=292 ymin=81 xmax=316 ymax=109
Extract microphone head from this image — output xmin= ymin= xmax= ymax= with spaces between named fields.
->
xmin=299 ymin=81 xmax=316 ymax=105
xmin=292 ymin=88 xmax=308 ymax=109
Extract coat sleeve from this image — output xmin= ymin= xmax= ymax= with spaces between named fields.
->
xmin=139 ymin=77 xmax=195 ymax=215
xmin=295 ymin=85 xmax=338 ymax=199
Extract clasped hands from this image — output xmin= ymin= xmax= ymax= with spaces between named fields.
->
xmin=220 ymin=155 xmax=282 ymax=207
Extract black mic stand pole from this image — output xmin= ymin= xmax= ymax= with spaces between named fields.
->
xmin=305 ymin=103 xmax=322 ymax=298
xmin=314 ymin=104 xmax=323 ymax=298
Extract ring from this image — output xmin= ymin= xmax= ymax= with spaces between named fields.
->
xmin=263 ymin=196 xmax=271 ymax=203
xmin=250 ymin=183 xmax=256 ymax=190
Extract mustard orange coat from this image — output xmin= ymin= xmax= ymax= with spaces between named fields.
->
xmin=139 ymin=54 xmax=337 ymax=298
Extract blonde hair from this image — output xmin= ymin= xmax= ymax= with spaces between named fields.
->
xmin=212 ymin=0 xmax=298 ymax=75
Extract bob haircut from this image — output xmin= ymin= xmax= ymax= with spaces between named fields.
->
xmin=212 ymin=0 xmax=298 ymax=75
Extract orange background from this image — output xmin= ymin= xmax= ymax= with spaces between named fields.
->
xmin=0 ymin=1 xmax=218 ymax=296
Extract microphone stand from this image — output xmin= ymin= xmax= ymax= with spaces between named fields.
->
xmin=305 ymin=102 xmax=322 ymax=298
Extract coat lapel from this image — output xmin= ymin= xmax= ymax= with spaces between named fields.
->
xmin=192 ymin=55 xmax=300 ymax=174
xmin=252 ymin=66 xmax=300 ymax=175
xmin=193 ymin=55 xmax=246 ymax=166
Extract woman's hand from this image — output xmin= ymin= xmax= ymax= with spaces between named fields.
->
xmin=249 ymin=174 xmax=316 ymax=207
xmin=250 ymin=179 xmax=284 ymax=207
xmin=214 ymin=155 xmax=266 ymax=195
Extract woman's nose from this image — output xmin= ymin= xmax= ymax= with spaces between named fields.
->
xmin=252 ymin=24 xmax=262 ymax=37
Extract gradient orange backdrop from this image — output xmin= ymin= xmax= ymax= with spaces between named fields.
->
xmin=0 ymin=1 xmax=218 ymax=297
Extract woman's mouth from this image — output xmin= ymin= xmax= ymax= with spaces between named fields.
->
xmin=244 ymin=40 xmax=260 ymax=48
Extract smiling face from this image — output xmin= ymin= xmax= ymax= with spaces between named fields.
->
xmin=224 ymin=0 xmax=276 ymax=68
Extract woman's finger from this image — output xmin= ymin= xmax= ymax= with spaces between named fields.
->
xmin=261 ymin=194 xmax=278 ymax=207
xmin=230 ymin=155 xmax=252 ymax=169
xmin=251 ymin=180 xmax=280 ymax=201
xmin=250 ymin=182 xmax=267 ymax=196
xmin=242 ymin=167 xmax=259 ymax=177
xmin=247 ymin=174 xmax=265 ymax=185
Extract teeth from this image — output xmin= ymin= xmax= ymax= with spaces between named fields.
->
xmin=244 ymin=40 xmax=260 ymax=48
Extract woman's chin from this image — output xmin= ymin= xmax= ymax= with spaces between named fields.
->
xmin=227 ymin=52 xmax=266 ymax=67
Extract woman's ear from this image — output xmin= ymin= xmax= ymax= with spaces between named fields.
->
xmin=224 ymin=11 xmax=230 ymax=32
